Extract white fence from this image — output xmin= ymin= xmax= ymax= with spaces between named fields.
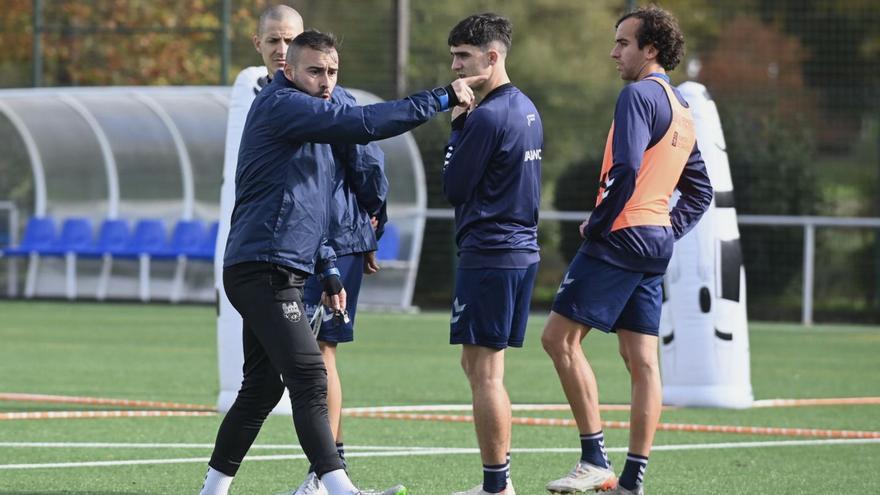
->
xmin=426 ymin=208 xmax=880 ymax=326
xmin=3 ymin=206 xmax=879 ymax=324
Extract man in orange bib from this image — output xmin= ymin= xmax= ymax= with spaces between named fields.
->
xmin=542 ymin=6 xmax=713 ymax=495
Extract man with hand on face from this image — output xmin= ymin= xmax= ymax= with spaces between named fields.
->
xmin=443 ymin=13 xmax=543 ymax=495
xmin=199 ymin=29 xmax=486 ymax=495
xmin=542 ymin=6 xmax=712 ymax=495
xmin=215 ymin=6 xmax=388 ymax=495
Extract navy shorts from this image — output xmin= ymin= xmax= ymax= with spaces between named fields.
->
xmin=303 ymin=253 xmax=365 ymax=343
xmin=551 ymin=252 xmax=662 ymax=336
xmin=450 ymin=263 xmax=539 ymax=349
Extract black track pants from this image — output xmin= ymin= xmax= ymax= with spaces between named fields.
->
xmin=208 ymin=262 xmax=342 ymax=477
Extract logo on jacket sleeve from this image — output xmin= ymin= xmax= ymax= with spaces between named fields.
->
xmin=281 ymin=302 xmax=302 ymax=322
xmin=526 ymin=114 xmax=536 ymax=126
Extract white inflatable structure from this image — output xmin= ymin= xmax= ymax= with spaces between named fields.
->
xmin=215 ymin=66 xmax=272 ymax=414
xmin=658 ymin=81 xmax=753 ymax=409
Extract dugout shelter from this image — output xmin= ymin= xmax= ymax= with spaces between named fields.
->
xmin=0 ymin=86 xmax=426 ymax=309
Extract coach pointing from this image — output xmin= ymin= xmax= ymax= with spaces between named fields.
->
xmin=199 ymin=30 xmax=486 ymax=495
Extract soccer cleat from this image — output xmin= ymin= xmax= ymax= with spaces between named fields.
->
xmin=285 ymin=472 xmax=327 ymax=495
xmin=356 ymin=485 xmax=407 ymax=495
xmin=452 ymin=480 xmax=516 ymax=495
xmin=545 ymin=461 xmax=617 ymax=493
xmin=603 ymin=485 xmax=643 ymax=495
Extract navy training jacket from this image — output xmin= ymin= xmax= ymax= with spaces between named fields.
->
xmin=224 ymin=70 xmax=440 ymax=275
xmin=329 ymin=88 xmax=388 ymax=256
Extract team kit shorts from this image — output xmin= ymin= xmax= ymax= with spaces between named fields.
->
xmin=450 ymin=263 xmax=539 ymax=349
xmin=552 ymin=252 xmax=663 ymax=336
xmin=302 ymin=252 xmax=365 ymax=343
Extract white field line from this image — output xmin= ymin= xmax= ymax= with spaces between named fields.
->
xmin=0 ymin=442 xmax=432 ymax=450
xmin=2 ymin=395 xmax=877 ymax=417
xmin=1 ymin=438 xmax=878 ymax=470
xmin=342 ymin=404 xmax=627 ymax=413
xmin=341 ymin=397 xmax=880 ymax=414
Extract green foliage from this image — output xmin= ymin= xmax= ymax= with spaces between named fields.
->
xmin=723 ymin=107 xmax=822 ymax=309
xmin=408 ymin=0 xmax=623 ymax=183
xmin=552 ymin=154 xmax=601 ymax=260
xmin=691 ymin=13 xmax=823 ymax=313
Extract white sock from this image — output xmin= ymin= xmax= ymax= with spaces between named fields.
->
xmin=320 ymin=469 xmax=358 ymax=494
xmin=199 ymin=467 xmax=233 ymax=495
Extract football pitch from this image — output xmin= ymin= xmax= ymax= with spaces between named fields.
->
xmin=1 ymin=300 xmax=878 ymax=494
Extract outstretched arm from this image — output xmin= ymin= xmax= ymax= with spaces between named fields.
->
xmin=273 ymin=75 xmax=488 ymax=145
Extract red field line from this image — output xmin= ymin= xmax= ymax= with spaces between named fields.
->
xmin=0 ymin=393 xmax=215 ymax=411
xmin=344 ymin=411 xmax=880 ymax=439
xmin=0 ymin=410 xmax=217 ymax=420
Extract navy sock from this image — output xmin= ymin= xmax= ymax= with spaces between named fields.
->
xmin=336 ymin=442 xmax=346 ymax=470
xmin=619 ymin=453 xmax=648 ymax=490
xmin=482 ymin=460 xmax=509 ymax=493
xmin=579 ymin=431 xmax=610 ymax=469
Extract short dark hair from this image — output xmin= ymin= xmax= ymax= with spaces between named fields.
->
xmin=286 ymin=29 xmax=338 ymax=65
xmin=616 ymin=6 xmax=685 ymax=71
xmin=448 ymin=13 xmax=512 ymax=53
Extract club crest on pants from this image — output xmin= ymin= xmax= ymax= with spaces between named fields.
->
xmin=281 ymin=301 xmax=301 ymax=322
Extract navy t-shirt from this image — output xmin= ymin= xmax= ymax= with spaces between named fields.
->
xmin=443 ymin=83 xmax=544 ymax=269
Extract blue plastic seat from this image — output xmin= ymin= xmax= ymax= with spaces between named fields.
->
xmin=78 ymin=219 xmax=132 ymax=301
xmin=98 ymin=219 xmax=167 ymax=302
xmin=1 ymin=217 xmax=56 ymax=257
xmin=77 ymin=219 xmax=131 ymax=258
xmin=1 ymin=216 xmax=57 ymax=298
xmin=186 ymin=221 xmax=219 ymax=261
xmin=376 ymin=222 xmax=400 ymax=260
xmin=113 ymin=219 xmax=167 ymax=258
xmin=152 ymin=220 xmax=206 ymax=260
xmin=40 ymin=217 xmax=93 ymax=256
xmin=31 ymin=217 xmax=94 ymax=300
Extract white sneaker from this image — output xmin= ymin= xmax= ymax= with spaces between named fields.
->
xmin=274 ymin=472 xmax=327 ymax=495
xmin=545 ymin=461 xmax=617 ymax=493
xmin=452 ymin=479 xmax=516 ymax=495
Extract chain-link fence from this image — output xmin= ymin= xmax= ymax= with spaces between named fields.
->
xmin=1 ymin=0 xmax=878 ymax=322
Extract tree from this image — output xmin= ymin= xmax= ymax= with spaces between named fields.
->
xmin=698 ymin=17 xmax=823 ymax=316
